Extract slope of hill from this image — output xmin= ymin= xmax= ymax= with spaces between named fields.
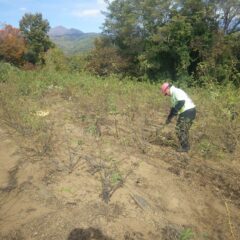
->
xmin=49 ymin=26 xmax=99 ymax=55
xmin=0 ymin=67 xmax=240 ymax=239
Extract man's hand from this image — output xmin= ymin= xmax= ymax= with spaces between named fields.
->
xmin=165 ymin=118 xmax=171 ymax=124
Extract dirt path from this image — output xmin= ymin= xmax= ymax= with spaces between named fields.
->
xmin=0 ymin=127 xmax=54 ymax=238
xmin=0 ymin=127 xmax=20 ymax=191
xmin=0 ymin=101 xmax=240 ymax=240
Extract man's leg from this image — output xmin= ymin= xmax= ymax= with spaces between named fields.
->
xmin=176 ymin=108 xmax=196 ymax=152
xmin=176 ymin=116 xmax=192 ymax=151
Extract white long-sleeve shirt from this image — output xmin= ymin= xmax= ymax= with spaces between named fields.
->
xmin=170 ymin=86 xmax=195 ymax=114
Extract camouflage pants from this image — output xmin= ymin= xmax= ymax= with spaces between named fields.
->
xmin=176 ymin=108 xmax=196 ymax=150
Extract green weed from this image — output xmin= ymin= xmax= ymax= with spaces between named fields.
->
xmin=180 ymin=228 xmax=194 ymax=240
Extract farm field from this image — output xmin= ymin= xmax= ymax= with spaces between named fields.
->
xmin=0 ymin=69 xmax=239 ymax=240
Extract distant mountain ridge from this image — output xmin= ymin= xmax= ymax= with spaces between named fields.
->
xmin=48 ymin=26 xmax=99 ymax=55
xmin=48 ymin=26 xmax=84 ymax=37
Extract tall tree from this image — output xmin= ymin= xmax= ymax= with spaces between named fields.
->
xmin=145 ymin=14 xmax=193 ymax=79
xmin=19 ymin=13 xmax=53 ymax=64
xmin=102 ymin=0 xmax=175 ymax=76
xmin=0 ymin=24 xmax=26 ymax=65
xmin=177 ymin=0 xmax=218 ymax=75
xmin=103 ymin=1 xmax=143 ymax=60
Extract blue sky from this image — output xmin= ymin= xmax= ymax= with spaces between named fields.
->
xmin=0 ymin=0 xmax=110 ymax=33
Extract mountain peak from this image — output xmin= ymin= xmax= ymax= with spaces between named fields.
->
xmin=49 ymin=26 xmax=84 ymax=37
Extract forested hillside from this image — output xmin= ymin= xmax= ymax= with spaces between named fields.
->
xmin=49 ymin=26 xmax=99 ymax=55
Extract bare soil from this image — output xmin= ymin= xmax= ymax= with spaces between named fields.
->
xmin=0 ymin=95 xmax=240 ymax=240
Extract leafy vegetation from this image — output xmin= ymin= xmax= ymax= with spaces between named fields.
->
xmin=180 ymin=228 xmax=194 ymax=240
xmin=1 ymin=1 xmax=240 ymax=87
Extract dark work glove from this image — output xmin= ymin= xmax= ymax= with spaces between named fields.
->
xmin=165 ymin=118 xmax=171 ymax=124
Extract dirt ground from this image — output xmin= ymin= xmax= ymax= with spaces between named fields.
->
xmin=0 ymin=95 xmax=240 ymax=240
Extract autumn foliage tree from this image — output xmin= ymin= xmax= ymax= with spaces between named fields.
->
xmin=0 ymin=24 xmax=27 ymax=66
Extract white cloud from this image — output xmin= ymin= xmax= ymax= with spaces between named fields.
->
xmin=97 ymin=0 xmax=114 ymax=6
xmin=97 ymin=0 xmax=105 ymax=4
xmin=72 ymin=9 xmax=101 ymax=17
xmin=19 ymin=7 xmax=27 ymax=11
xmin=71 ymin=0 xmax=114 ymax=18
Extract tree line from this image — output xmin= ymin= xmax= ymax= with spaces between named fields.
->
xmin=1 ymin=1 xmax=240 ymax=86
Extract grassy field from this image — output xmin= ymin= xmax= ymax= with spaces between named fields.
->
xmin=1 ymin=63 xmax=239 ymax=159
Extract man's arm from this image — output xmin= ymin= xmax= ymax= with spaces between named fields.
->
xmin=165 ymin=100 xmax=185 ymax=124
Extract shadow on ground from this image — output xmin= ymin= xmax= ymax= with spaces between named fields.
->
xmin=67 ymin=227 xmax=113 ymax=240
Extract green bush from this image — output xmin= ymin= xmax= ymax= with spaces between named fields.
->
xmin=43 ymin=48 xmax=69 ymax=72
xmin=0 ymin=62 xmax=19 ymax=83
